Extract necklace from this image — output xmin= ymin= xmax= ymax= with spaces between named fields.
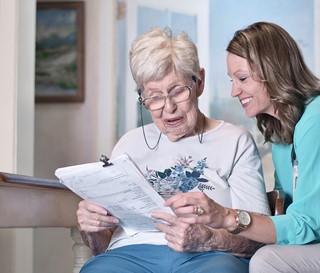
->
xmin=140 ymin=104 xmax=162 ymax=150
xmin=197 ymin=114 xmax=206 ymax=144
xmin=143 ymin=130 xmax=162 ymax=150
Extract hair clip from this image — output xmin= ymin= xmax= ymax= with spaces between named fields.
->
xmin=100 ymin=155 xmax=113 ymax=167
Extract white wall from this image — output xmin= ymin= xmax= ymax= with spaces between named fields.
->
xmin=0 ymin=0 xmax=36 ymax=273
xmin=0 ymin=1 xmax=116 ymax=273
xmin=33 ymin=1 xmax=117 ymax=273
xmin=34 ymin=0 xmax=117 ymax=180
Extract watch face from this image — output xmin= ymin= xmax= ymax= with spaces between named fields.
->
xmin=238 ymin=211 xmax=251 ymax=225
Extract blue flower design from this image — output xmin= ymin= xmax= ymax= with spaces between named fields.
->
xmin=145 ymin=156 xmax=209 ymax=195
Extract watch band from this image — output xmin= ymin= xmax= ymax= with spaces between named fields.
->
xmin=228 ymin=225 xmax=246 ymax=235
xmin=228 ymin=209 xmax=251 ymax=235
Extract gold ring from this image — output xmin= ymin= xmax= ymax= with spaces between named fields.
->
xmin=193 ymin=205 xmax=205 ymax=216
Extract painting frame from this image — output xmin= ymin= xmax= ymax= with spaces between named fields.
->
xmin=35 ymin=1 xmax=85 ymax=103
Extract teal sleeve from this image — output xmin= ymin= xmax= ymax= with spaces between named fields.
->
xmin=271 ymin=144 xmax=292 ymax=210
xmin=272 ymin=99 xmax=320 ymax=244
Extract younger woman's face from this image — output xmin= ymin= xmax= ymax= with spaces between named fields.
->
xmin=227 ymin=53 xmax=276 ymax=118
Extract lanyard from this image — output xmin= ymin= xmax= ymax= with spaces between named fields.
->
xmin=291 ymin=145 xmax=298 ymax=196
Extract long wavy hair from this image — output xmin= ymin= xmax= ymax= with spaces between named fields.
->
xmin=227 ymin=22 xmax=320 ymax=144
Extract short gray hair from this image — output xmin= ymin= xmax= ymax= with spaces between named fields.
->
xmin=129 ymin=27 xmax=200 ymax=90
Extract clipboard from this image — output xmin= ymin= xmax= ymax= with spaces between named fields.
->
xmin=55 ymin=153 xmax=173 ymax=235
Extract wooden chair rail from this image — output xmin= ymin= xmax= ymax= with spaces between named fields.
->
xmin=0 ymin=171 xmax=92 ymax=273
xmin=0 ymin=172 xmax=67 ymax=189
xmin=0 ymin=172 xmax=81 ymax=228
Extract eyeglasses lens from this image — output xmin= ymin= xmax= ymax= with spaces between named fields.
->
xmin=144 ymin=86 xmax=190 ymax=110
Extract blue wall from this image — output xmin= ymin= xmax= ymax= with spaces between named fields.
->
xmin=117 ymin=0 xmax=316 ymax=142
xmin=209 ymin=0 xmax=315 ymax=145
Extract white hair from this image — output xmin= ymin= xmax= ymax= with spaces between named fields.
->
xmin=129 ymin=27 xmax=200 ymax=90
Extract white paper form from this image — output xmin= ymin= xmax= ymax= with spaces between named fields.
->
xmin=55 ymin=153 xmax=173 ymax=235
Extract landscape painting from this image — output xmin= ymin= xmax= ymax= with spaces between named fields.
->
xmin=35 ymin=2 xmax=84 ymax=103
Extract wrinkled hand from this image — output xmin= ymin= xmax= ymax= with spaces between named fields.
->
xmin=151 ymin=211 xmax=213 ymax=252
xmin=164 ymin=192 xmax=228 ymax=229
xmin=77 ymin=200 xmax=119 ymax=233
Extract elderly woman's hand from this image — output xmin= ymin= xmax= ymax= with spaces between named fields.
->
xmin=77 ymin=200 xmax=119 ymax=233
xmin=151 ymin=210 xmax=214 ymax=252
xmin=162 ymin=192 xmax=230 ymax=229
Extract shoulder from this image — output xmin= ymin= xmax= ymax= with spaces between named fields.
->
xmin=119 ymin=123 xmax=158 ymax=141
xmin=117 ymin=126 xmax=142 ymax=143
xmin=293 ymin=97 xmax=320 ymax=167
xmin=217 ymin=121 xmax=255 ymax=141
xmin=208 ymin=121 xmax=257 ymax=155
xmin=295 ymin=96 xmax=320 ymax=138
xmin=302 ymin=96 xmax=320 ymax=119
xmin=307 ymin=95 xmax=320 ymax=108
xmin=111 ymin=123 xmax=159 ymax=156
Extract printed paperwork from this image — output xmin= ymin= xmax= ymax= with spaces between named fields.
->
xmin=55 ymin=153 xmax=173 ymax=235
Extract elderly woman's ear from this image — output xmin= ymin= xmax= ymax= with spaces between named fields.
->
xmin=196 ymin=68 xmax=205 ymax=97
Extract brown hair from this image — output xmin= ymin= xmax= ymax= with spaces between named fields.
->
xmin=227 ymin=22 xmax=320 ymax=144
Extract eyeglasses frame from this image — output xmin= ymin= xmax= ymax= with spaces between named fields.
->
xmin=138 ymin=83 xmax=194 ymax=111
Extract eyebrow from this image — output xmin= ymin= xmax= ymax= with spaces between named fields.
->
xmin=146 ymin=82 xmax=183 ymax=93
xmin=229 ymin=69 xmax=249 ymax=77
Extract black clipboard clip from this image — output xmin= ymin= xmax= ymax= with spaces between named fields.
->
xmin=100 ymin=155 xmax=113 ymax=167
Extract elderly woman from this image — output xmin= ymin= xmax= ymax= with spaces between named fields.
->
xmin=77 ymin=27 xmax=270 ymax=273
xmin=165 ymin=22 xmax=320 ymax=273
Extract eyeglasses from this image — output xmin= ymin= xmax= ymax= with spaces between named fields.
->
xmin=140 ymin=85 xmax=192 ymax=111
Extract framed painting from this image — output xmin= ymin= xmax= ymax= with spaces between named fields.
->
xmin=35 ymin=2 xmax=85 ymax=103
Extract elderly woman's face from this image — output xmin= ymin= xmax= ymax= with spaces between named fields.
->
xmin=142 ymin=71 xmax=201 ymax=142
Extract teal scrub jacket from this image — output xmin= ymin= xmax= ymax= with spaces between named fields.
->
xmin=271 ymin=96 xmax=320 ymax=244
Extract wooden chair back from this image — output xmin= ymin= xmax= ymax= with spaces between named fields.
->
xmin=267 ymin=189 xmax=285 ymax=216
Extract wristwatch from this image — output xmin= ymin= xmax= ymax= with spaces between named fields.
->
xmin=229 ymin=209 xmax=251 ymax=235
